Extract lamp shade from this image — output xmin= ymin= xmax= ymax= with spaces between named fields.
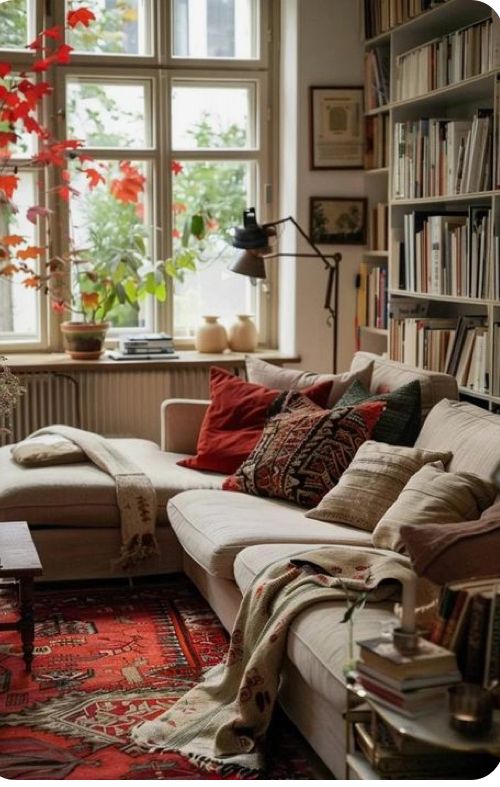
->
xmin=232 ymin=208 xmax=270 ymax=250
xmin=229 ymin=250 xmax=267 ymax=279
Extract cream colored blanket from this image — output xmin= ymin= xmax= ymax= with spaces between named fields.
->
xmin=131 ymin=544 xmax=414 ymax=775
xmin=32 ymin=425 xmax=158 ymax=568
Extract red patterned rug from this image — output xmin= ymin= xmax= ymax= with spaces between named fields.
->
xmin=0 ymin=577 xmax=320 ymax=779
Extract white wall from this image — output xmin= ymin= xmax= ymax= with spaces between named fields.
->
xmin=279 ymin=0 xmax=366 ymax=372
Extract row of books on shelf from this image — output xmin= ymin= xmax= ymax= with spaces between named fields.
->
xmin=395 ymin=17 xmax=497 ymax=102
xmin=389 ymin=311 xmax=489 ymax=391
xmin=494 ymin=324 xmax=500 ymax=397
xmin=399 ymin=207 xmax=492 ymax=298
xmin=364 ymin=114 xmax=390 ymax=170
xmin=364 ymin=46 xmax=390 ymax=110
xmin=393 ymin=111 xmax=493 ymax=199
xmin=357 ymin=262 xmax=388 ymax=333
xmin=364 ymin=0 xmax=447 ymax=40
xmin=429 ymin=578 xmax=500 ymax=688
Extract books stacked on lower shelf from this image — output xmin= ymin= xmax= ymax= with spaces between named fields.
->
xmin=430 ymin=578 xmax=500 ymax=688
xmin=357 ymin=262 xmax=388 ymax=333
xmin=364 ymin=114 xmax=389 ymax=170
xmin=390 ymin=316 xmax=456 ymax=372
xmin=356 ymin=636 xmax=461 ymax=718
xmin=370 ymin=202 xmax=388 ymax=251
xmin=445 ymin=315 xmax=489 ymax=391
xmin=353 ymin=715 xmax=498 ymax=779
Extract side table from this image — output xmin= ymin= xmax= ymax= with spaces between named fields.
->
xmin=344 ymin=676 xmax=500 ymax=780
xmin=0 ymin=521 xmax=43 ymax=672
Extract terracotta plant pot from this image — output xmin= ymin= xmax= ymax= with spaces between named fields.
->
xmin=228 ymin=314 xmax=258 ymax=352
xmin=195 ymin=316 xmax=228 ymax=353
xmin=60 ymin=321 xmax=109 ymax=360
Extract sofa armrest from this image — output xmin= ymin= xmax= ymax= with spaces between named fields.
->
xmin=160 ymin=399 xmax=209 ymax=454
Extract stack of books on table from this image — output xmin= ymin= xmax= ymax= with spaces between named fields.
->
xmin=109 ymin=333 xmax=177 ymax=361
xmin=356 ymin=636 xmax=461 ymax=718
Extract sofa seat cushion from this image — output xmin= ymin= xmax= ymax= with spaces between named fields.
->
xmin=234 ymin=543 xmax=398 ymax=713
xmin=0 ymin=441 xmax=224 ymax=527
xmin=167 ymin=489 xmax=373 ymax=579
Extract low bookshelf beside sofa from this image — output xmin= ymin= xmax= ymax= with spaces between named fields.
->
xmin=2 ymin=351 xmax=500 ymax=778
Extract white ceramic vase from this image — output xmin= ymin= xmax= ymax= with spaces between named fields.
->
xmin=195 ymin=315 xmax=228 ymax=353
xmin=228 ymin=314 xmax=258 ymax=352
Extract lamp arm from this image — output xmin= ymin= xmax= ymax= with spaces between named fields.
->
xmin=263 ymin=215 xmax=342 ymax=270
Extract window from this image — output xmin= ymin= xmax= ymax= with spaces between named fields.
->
xmin=0 ymin=0 xmax=274 ymax=349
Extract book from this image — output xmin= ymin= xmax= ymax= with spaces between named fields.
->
xmin=108 ymin=351 xmax=180 ymax=361
xmin=358 ymin=673 xmax=451 ymax=712
xmin=357 ymin=662 xmax=461 ymax=692
xmin=357 ymin=636 xmax=458 ymax=679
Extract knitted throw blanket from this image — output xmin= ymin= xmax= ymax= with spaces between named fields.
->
xmin=131 ymin=544 xmax=414 ymax=775
xmin=32 ymin=425 xmax=158 ymax=568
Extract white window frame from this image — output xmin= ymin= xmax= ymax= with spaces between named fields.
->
xmin=0 ymin=0 xmax=277 ymax=351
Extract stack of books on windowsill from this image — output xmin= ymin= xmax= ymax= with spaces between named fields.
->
xmin=109 ymin=333 xmax=178 ymax=361
xmin=356 ymin=636 xmax=461 ymax=718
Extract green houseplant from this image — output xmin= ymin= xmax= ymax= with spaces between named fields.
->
xmin=0 ymin=6 xmax=213 ymax=359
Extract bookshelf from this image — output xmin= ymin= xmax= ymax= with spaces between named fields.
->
xmin=361 ymin=0 xmax=500 ymax=409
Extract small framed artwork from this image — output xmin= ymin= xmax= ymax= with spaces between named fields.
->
xmin=310 ymin=197 xmax=367 ymax=245
xmin=309 ymin=86 xmax=364 ymax=169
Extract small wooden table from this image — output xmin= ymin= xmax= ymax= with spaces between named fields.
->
xmin=0 ymin=522 xmax=43 ymax=672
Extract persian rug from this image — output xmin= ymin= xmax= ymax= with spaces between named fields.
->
xmin=0 ymin=577 xmax=319 ymax=780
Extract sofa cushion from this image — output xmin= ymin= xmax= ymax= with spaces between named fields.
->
xmin=401 ymin=502 xmax=500 ymax=585
xmin=350 ymin=351 xmax=458 ymax=417
xmin=178 ymin=366 xmax=332 ymax=475
xmin=223 ymin=400 xmax=385 ymax=508
xmin=245 ymin=355 xmax=374 ymax=407
xmin=11 ymin=434 xmax=86 ymax=466
xmin=167 ymin=490 xmax=373 ymax=579
xmin=0 ymin=441 xmax=225 ymax=527
xmin=306 ymin=441 xmax=452 ymax=532
xmin=234 ymin=543 xmax=398 ymax=714
xmin=335 ymin=379 xmax=421 ymax=446
xmin=372 ymin=462 xmax=497 ymax=553
xmin=415 ymin=398 xmax=500 ymax=480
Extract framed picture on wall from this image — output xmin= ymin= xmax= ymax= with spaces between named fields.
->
xmin=309 ymin=86 xmax=364 ymax=169
xmin=310 ymin=197 xmax=367 ymax=245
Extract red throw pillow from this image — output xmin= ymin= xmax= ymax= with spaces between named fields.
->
xmin=177 ymin=366 xmax=333 ymax=475
xmin=223 ymin=400 xmax=385 ymax=508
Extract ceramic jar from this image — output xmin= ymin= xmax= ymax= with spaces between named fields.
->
xmin=228 ymin=314 xmax=258 ymax=352
xmin=195 ymin=315 xmax=228 ymax=353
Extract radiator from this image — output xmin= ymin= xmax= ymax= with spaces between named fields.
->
xmin=1 ymin=367 xmax=211 ymax=446
xmin=1 ymin=373 xmax=81 ymax=446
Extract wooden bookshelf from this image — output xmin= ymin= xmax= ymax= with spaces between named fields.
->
xmin=362 ymin=0 xmax=500 ymax=409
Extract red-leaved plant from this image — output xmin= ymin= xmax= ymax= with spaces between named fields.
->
xmin=0 ymin=6 xmax=200 ymax=324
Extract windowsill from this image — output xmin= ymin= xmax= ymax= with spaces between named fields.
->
xmin=3 ymin=349 xmax=299 ymax=373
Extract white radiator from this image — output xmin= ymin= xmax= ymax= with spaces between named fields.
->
xmin=1 ymin=367 xmax=212 ymax=446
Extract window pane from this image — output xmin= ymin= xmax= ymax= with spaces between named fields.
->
xmin=67 ymin=0 xmax=151 ymax=56
xmin=0 ymin=0 xmax=29 ymax=50
xmin=172 ymin=83 xmax=254 ymax=149
xmin=66 ymin=79 xmax=150 ymax=148
xmin=0 ymin=174 xmax=39 ymax=339
xmin=172 ymin=160 xmax=254 ymax=337
xmin=70 ymin=160 xmax=153 ymax=330
xmin=172 ymin=0 xmax=258 ymax=59
xmin=0 ymin=75 xmax=35 ymax=158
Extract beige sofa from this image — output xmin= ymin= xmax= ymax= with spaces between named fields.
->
xmin=3 ymin=351 xmax=500 ymax=777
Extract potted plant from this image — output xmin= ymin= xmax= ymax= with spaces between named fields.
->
xmin=0 ymin=7 xmax=209 ymax=359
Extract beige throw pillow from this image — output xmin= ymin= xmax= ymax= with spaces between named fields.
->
xmin=372 ymin=462 xmax=497 ymax=553
xmin=245 ymin=355 xmax=374 ymax=408
xmin=305 ymin=441 xmax=452 ymax=532
xmin=11 ymin=434 xmax=86 ymax=467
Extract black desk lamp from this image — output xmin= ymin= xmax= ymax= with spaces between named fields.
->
xmin=229 ymin=208 xmax=342 ymax=372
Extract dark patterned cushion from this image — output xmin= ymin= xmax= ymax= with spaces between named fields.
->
xmin=335 ymin=379 xmax=421 ymax=446
xmin=222 ymin=400 xmax=385 ymax=508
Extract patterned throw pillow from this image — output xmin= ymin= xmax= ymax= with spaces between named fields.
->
xmin=222 ymin=400 xmax=385 ymax=508
xmin=306 ymin=441 xmax=453 ymax=532
xmin=335 ymin=379 xmax=421 ymax=446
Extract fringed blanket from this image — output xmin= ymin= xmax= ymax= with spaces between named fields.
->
xmin=131 ymin=544 xmax=414 ymax=775
xmin=32 ymin=425 xmax=158 ymax=568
